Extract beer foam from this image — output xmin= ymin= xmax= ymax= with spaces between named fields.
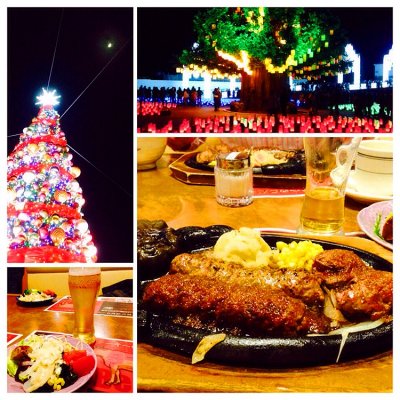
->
xmin=68 ymin=267 xmax=101 ymax=276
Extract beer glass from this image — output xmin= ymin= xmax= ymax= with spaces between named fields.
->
xmin=68 ymin=267 xmax=101 ymax=344
xmin=299 ymin=137 xmax=361 ymax=235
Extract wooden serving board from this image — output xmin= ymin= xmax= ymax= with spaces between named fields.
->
xmin=137 ymin=236 xmax=392 ymax=393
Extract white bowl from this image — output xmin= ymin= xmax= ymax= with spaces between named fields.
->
xmin=137 ymin=138 xmax=167 ymax=170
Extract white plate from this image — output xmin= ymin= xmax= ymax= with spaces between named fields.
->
xmin=7 ymin=334 xmax=97 ymax=393
xmin=346 ymin=171 xmax=392 ymax=204
xmin=357 ymin=200 xmax=393 ymax=250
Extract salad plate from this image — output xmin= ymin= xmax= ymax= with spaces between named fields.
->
xmin=357 ymin=200 xmax=393 ymax=250
xmin=16 ymin=289 xmax=57 ymax=307
xmin=7 ymin=334 xmax=97 ymax=393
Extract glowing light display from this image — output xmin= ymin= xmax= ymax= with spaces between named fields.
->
xmin=35 ymin=88 xmax=61 ymax=107
xmin=382 ymin=47 xmax=393 ymax=88
xmin=343 ymin=44 xmax=360 ymax=90
xmin=217 ymin=50 xmax=253 ymax=75
xmin=179 ymin=7 xmax=350 ymax=85
xmin=7 ymin=92 xmax=97 ymax=263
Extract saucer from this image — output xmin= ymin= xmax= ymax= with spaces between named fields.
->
xmin=346 ymin=171 xmax=392 ymax=204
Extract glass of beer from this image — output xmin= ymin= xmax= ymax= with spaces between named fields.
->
xmin=299 ymin=137 xmax=361 ymax=235
xmin=68 ymin=267 xmax=101 ymax=345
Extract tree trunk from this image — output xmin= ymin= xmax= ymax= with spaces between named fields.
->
xmin=240 ymin=68 xmax=289 ymax=113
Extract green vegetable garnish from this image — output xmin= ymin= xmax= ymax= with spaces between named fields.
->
xmin=7 ymin=358 xmax=18 ymax=377
xmin=23 ymin=289 xmax=39 ymax=295
xmin=373 ymin=213 xmax=384 ymax=240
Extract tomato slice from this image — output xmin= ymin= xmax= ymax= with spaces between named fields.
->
xmin=63 ymin=350 xmax=87 ymax=365
xmin=70 ymin=355 xmax=96 ymax=377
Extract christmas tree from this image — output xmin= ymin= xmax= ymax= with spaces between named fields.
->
xmin=7 ymin=89 xmax=97 ymax=263
xmin=179 ymin=7 xmax=351 ymax=111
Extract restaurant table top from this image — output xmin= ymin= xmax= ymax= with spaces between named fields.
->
xmin=137 ymin=152 xmax=393 ymax=393
xmin=7 ymin=294 xmax=132 ymax=342
xmin=138 ymin=153 xmax=368 ymax=233
xmin=7 ymin=294 xmax=133 ymax=393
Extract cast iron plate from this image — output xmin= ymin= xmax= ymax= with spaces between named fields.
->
xmin=138 ymin=234 xmax=392 ymax=368
xmin=184 ymin=151 xmax=305 ymax=176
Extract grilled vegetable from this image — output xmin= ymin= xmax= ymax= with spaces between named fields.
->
xmin=176 ymin=225 xmax=233 ymax=252
xmin=137 ymin=220 xmax=179 ymax=281
xmin=138 ymin=221 xmax=233 ymax=281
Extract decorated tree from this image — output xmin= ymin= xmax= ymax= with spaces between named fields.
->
xmin=179 ymin=7 xmax=351 ymax=111
xmin=7 ymin=89 xmax=97 ymax=263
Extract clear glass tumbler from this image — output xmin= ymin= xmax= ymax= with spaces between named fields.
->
xmin=214 ymin=151 xmax=253 ymax=207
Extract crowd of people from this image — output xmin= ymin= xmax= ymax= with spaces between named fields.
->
xmin=137 ymin=83 xmax=392 ymax=121
xmin=292 ymin=83 xmax=392 ymax=119
xmin=137 ymin=85 xmax=240 ymax=105
xmin=137 ymin=85 xmax=203 ymax=105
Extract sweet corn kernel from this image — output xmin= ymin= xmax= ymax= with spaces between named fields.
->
xmin=270 ymin=240 xmax=323 ymax=271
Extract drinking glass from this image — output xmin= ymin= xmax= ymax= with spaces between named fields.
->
xmin=68 ymin=267 xmax=101 ymax=344
xmin=299 ymin=137 xmax=361 ymax=235
xmin=214 ymin=151 xmax=253 ymax=207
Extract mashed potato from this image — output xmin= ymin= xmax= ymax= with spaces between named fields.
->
xmin=213 ymin=227 xmax=272 ymax=268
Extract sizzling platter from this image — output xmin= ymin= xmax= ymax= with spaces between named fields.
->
xmin=138 ymin=234 xmax=392 ymax=368
xmin=185 ymin=149 xmax=305 ymax=176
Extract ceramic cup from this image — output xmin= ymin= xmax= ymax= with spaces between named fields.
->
xmin=349 ymin=139 xmax=393 ymax=197
xmin=137 ymin=137 xmax=167 ymax=170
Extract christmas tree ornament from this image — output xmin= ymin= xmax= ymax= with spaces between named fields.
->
xmin=7 ymin=89 xmax=97 ymax=263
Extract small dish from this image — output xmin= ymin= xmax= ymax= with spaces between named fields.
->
xmin=16 ymin=295 xmax=57 ymax=307
xmin=357 ymin=200 xmax=393 ymax=250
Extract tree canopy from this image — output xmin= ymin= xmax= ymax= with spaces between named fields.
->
xmin=179 ymin=7 xmax=351 ymax=80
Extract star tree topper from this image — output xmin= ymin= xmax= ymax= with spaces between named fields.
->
xmin=35 ymin=88 xmax=61 ymax=107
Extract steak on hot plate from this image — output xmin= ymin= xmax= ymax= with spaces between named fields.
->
xmin=313 ymin=249 xmax=393 ymax=320
xmin=142 ymin=273 xmax=331 ymax=337
xmin=142 ymin=248 xmax=392 ymax=338
xmin=170 ymin=251 xmax=324 ymax=306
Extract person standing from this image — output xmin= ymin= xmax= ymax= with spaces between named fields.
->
xmin=213 ymin=87 xmax=222 ymax=111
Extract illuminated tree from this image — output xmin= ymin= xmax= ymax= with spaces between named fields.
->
xmin=179 ymin=7 xmax=351 ymax=111
xmin=7 ymin=89 xmax=97 ymax=263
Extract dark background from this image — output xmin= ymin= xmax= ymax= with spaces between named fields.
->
xmin=8 ymin=8 xmax=134 ymax=263
xmin=137 ymin=7 xmax=393 ymax=81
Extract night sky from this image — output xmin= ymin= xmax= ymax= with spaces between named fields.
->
xmin=8 ymin=8 xmax=133 ymax=263
xmin=137 ymin=7 xmax=393 ymax=80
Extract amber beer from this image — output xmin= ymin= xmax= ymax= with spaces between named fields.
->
xmin=300 ymin=186 xmax=345 ymax=234
xmin=68 ymin=267 xmax=101 ymax=344
xmin=299 ymin=137 xmax=360 ymax=235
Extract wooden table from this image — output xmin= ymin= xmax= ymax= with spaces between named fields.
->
xmin=7 ymin=295 xmax=132 ymax=342
xmin=137 ymin=153 xmax=393 ymax=392
xmin=138 ymin=153 xmax=367 ymax=233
